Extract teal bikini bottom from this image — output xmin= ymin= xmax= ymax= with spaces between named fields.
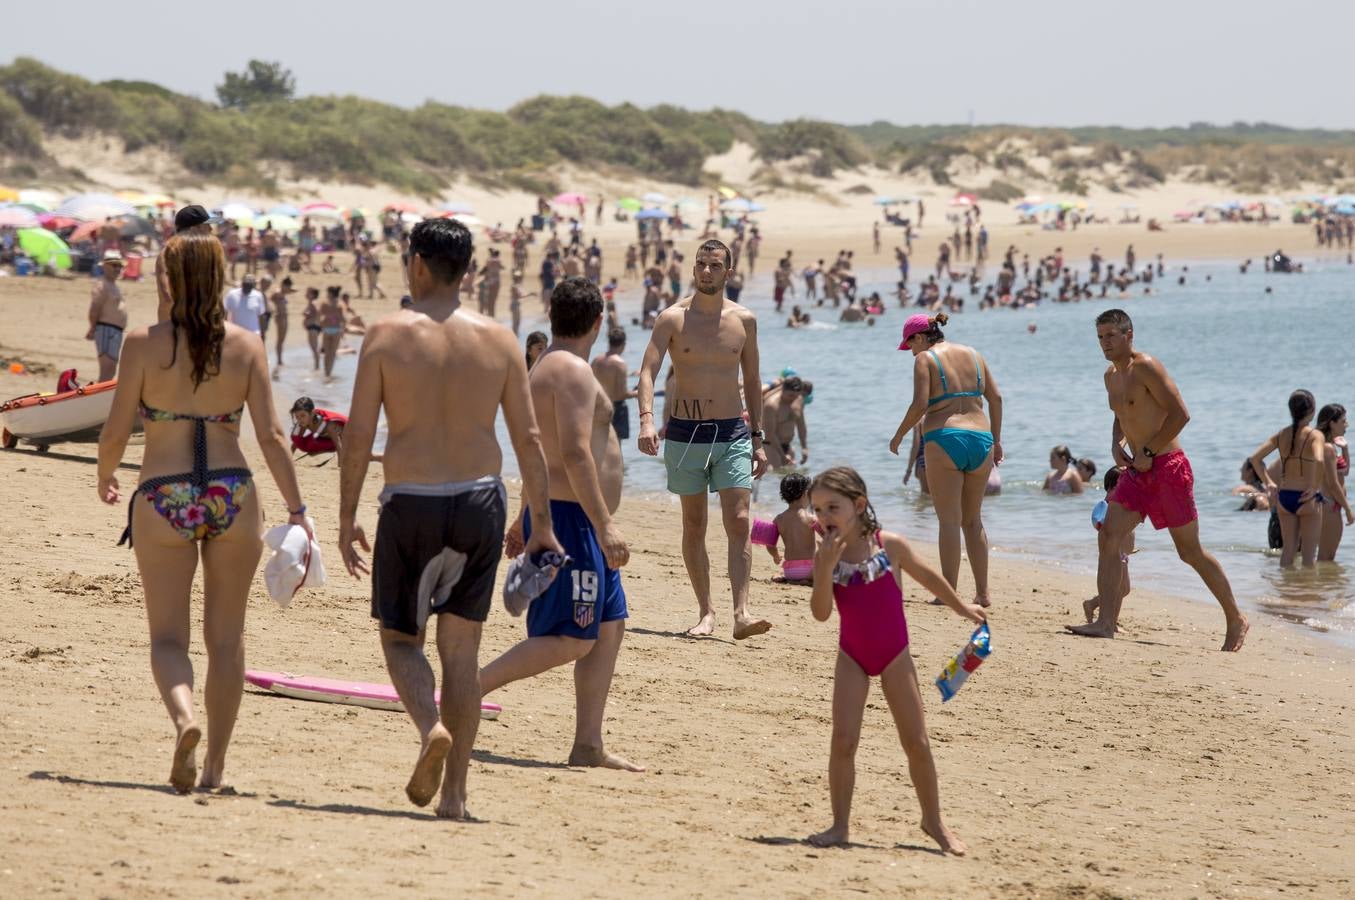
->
xmin=923 ymin=428 xmax=994 ymax=473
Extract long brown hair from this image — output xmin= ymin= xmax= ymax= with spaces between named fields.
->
xmin=160 ymin=232 xmax=226 ymax=388
xmin=810 ymin=466 xmax=881 ymax=539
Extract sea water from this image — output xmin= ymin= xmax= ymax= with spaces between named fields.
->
xmin=277 ymin=256 xmax=1355 ymax=643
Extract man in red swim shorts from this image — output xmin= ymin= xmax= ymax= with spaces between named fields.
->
xmin=1067 ymin=309 xmax=1249 ymax=651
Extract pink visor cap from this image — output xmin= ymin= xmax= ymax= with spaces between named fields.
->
xmin=898 ymin=314 xmax=930 ymax=350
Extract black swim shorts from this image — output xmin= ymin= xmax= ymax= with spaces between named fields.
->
xmin=370 ymin=479 xmax=507 ymax=633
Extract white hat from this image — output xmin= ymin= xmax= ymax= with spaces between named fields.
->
xmin=101 ymin=249 xmax=125 ymax=264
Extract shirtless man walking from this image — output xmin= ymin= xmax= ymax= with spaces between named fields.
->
xmin=1067 ymin=309 xmax=1248 ymax=651
xmin=338 ymin=218 xmax=563 ymax=818
xmin=592 ymin=327 xmax=635 ymax=442
xmin=87 ymin=250 xmax=128 ymax=381
xmin=483 ymin=278 xmax=642 ymax=771
xmin=761 ymin=376 xmax=809 ymax=470
xmin=637 ymin=239 xmax=772 ymax=639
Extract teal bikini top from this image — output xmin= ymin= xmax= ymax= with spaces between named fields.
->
xmin=926 ymin=348 xmax=984 ymax=406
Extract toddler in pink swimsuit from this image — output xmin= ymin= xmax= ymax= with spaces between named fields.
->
xmin=752 ymin=472 xmax=818 ymax=583
xmin=805 ymin=466 xmax=986 ymax=855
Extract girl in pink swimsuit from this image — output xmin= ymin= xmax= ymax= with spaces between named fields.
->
xmin=806 ymin=466 xmax=986 ymax=855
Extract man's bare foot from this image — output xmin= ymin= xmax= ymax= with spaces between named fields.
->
xmin=974 ymin=594 xmax=991 ymax=609
xmin=733 ymin=616 xmax=772 ymax=640
xmin=807 ymin=824 xmax=849 ymax=847
xmin=921 ymin=819 xmax=968 ymax=856
xmin=686 ymin=613 xmax=716 ymax=637
xmin=405 ymin=725 xmax=452 ymax=808
xmin=1222 ymin=614 xmax=1249 ymax=652
xmin=1082 ymin=597 xmax=1099 ymax=623
xmin=1065 ymin=621 xmax=1115 ymax=639
xmin=170 ymin=724 xmax=201 ymax=794
xmin=435 ymin=792 xmax=472 ymax=820
xmin=569 ymin=744 xmax=646 ymax=772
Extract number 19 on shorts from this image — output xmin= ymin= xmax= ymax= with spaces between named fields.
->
xmin=571 ymin=570 xmax=599 ymax=602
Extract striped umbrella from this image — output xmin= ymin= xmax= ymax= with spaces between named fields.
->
xmin=439 ymin=200 xmax=475 ymax=214
xmin=54 ymin=193 xmax=137 ymax=221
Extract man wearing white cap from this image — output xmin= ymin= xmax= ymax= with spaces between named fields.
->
xmin=86 ymin=249 xmax=127 ymax=381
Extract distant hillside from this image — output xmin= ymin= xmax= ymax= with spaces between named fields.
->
xmin=3 ymin=57 xmax=1354 ymax=198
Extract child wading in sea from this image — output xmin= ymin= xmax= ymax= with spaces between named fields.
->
xmin=754 ymin=473 xmax=819 ymax=584
xmin=807 ymin=466 xmax=986 ymax=854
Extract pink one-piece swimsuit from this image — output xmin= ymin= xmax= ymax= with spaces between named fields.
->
xmin=831 ymin=537 xmax=910 ymax=676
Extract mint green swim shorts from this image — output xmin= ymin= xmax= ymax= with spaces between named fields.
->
xmin=663 ymin=417 xmax=754 ymax=495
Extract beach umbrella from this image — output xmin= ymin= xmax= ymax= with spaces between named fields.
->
xmin=950 ymin=192 xmax=978 ymax=206
xmin=552 ymin=191 xmax=588 ymax=207
xmin=717 ymin=186 xmax=739 ymax=200
xmin=217 ymin=202 xmax=256 ymax=225
xmin=54 ymin=193 xmax=137 ymax=221
xmin=1334 ymin=203 xmax=1355 ymax=216
xmin=16 ymin=227 xmax=72 ymax=270
xmin=873 ymin=196 xmax=897 ymax=205
xmin=117 ymin=216 xmax=158 ymax=239
xmin=616 ymin=197 xmax=643 ymax=211
xmin=267 ymin=203 xmax=302 ymax=217
xmin=17 ymin=189 xmax=59 ymax=211
xmin=0 ymin=186 xmax=17 ymax=202
xmin=382 ymin=201 xmax=421 ymax=214
xmin=439 ymin=200 xmax=475 ymax=214
xmin=300 ymin=207 xmax=344 ymax=223
xmin=256 ymin=214 xmax=301 ymax=234
xmin=634 ymin=208 xmax=669 ymax=220
xmin=0 ymin=205 xmax=40 ymax=228
xmin=675 ymin=197 xmax=700 ymax=208
xmin=37 ymin=213 xmax=81 ymax=231
xmin=642 ymin=191 xmax=670 ymax=205
xmin=719 ymin=198 xmax=765 ymax=213
xmin=450 ymin=213 xmax=484 ymax=228
xmin=67 ymin=221 xmax=102 ymax=243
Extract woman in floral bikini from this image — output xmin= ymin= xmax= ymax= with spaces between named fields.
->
xmin=97 ymin=231 xmax=311 ymax=794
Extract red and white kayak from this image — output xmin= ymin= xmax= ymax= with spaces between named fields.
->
xmin=0 ymin=379 xmax=117 ymax=449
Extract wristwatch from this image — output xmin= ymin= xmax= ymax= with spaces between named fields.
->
xmin=750 ymin=430 xmax=765 ymax=441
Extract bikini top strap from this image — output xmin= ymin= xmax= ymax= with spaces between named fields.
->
xmin=927 ymin=350 xmax=949 ymax=394
xmin=970 ymin=348 xmax=983 ymax=392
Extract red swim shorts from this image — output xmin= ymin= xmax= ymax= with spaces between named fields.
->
xmin=1109 ymin=449 xmax=1198 ymax=531
xmin=774 ymin=285 xmax=785 ymax=301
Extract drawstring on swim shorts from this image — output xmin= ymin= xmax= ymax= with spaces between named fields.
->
xmin=673 ymin=421 xmax=721 ymax=476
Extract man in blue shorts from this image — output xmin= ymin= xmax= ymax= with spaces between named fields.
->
xmin=484 ymin=277 xmax=643 ymax=771
xmin=636 ymin=240 xmax=773 ymax=639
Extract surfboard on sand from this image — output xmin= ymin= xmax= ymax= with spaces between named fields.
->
xmin=245 ymin=670 xmax=502 ymax=720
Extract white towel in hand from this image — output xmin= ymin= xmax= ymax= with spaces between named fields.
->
xmin=263 ymin=518 xmax=325 ymax=608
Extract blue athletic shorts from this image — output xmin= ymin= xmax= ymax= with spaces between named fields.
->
xmin=522 ymin=500 xmax=627 ymax=639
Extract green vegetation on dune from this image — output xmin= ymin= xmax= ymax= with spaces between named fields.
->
xmin=2 ymin=57 xmax=1354 ymax=196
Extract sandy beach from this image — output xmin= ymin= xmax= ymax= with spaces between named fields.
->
xmin=2 ymin=219 xmax=1354 ymax=898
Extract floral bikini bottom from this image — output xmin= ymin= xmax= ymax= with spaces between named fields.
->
xmin=141 ymin=474 xmax=253 ymax=542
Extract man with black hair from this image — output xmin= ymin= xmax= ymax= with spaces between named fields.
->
xmin=485 ymin=277 xmax=641 ymax=771
xmin=636 ymin=240 xmax=772 ymax=640
xmin=592 ymin=327 xmax=635 ymax=440
xmin=339 ymin=217 xmax=564 ymax=818
xmin=1068 ymin=308 xmax=1248 ymax=652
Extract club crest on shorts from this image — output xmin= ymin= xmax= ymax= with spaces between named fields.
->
xmin=573 ymin=601 xmax=595 ymax=629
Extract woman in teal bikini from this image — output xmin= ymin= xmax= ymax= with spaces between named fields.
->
xmin=97 ymin=231 xmax=310 ymax=794
xmin=889 ymin=313 xmax=1004 ymax=607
